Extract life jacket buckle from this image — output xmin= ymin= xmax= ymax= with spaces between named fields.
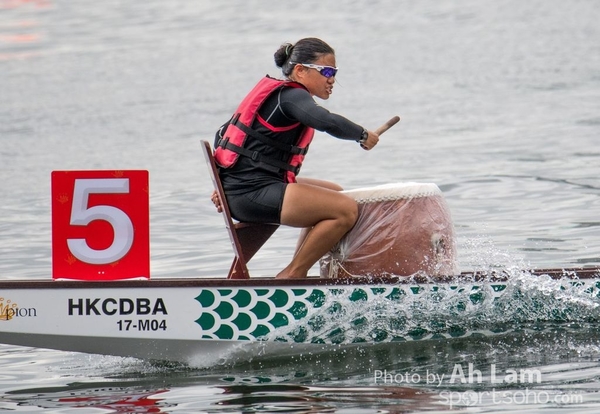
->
xmin=251 ymin=151 xmax=260 ymax=161
xmin=217 ymin=137 xmax=229 ymax=148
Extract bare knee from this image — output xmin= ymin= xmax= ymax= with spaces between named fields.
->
xmin=339 ymin=199 xmax=358 ymax=230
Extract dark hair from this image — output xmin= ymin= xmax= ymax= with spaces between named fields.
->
xmin=274 ymin=37 xmax=335 ymax=77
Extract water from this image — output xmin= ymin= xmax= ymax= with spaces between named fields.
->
xmin=1 ymin=0 xmax=600 ymax=411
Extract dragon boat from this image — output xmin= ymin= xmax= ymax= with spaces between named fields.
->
xmin=1 ymin=137 xmax=598 ymax=365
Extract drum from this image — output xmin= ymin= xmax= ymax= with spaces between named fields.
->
xmin=320 ymin=183 xmax=457 ymax=278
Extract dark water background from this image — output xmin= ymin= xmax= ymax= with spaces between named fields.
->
xmin=1 ymin=0 xmax=599 ymax=411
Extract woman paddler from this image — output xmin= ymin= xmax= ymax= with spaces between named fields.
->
xmin=212 ymin=37 xmax=379 ymax=279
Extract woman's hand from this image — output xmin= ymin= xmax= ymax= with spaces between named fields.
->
xmin=360 ymin=130 xmax=379 ymax=150
xmin=211 ymin=190 xmax=223 ymax=213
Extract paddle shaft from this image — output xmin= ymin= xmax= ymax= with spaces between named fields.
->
xmin=375 ymin=115 xmax=400 ymax=136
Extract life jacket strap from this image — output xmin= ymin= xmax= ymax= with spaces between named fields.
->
xmin=217 ymin=138 xmax=301 ymax=175
xmin=230 ymin=116 xmax=308 ymax=156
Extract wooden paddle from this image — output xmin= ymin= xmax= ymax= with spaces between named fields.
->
xmin=375 ymin=115 xmax=400 ymax=135
xmin=361 ymin=115 xmax=401 ymax=149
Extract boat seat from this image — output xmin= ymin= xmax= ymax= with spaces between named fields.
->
xmin=201 ymin=140 xmax=279 ymax=279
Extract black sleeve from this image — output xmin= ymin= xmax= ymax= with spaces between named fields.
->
xmin=279 ymin=87 xmax=364 ymax=141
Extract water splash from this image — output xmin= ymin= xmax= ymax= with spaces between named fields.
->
xmin=265 ymin=268 xmax=600 ymax=346
xmin=459 ymin=234 xmax=531 ymax=272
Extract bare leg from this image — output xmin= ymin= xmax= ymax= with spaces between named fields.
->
xmin=293 ymin=178 xmax=344 ymax=255
xmin=296 ymin=177 xmax=343 ymax=191
xmin=276 ymin=181 xmax=358 ymax=279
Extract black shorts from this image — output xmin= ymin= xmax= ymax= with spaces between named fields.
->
xmin=225 ymin=182 xmax=287 ymax=224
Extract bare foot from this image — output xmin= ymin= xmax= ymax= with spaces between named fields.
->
xmin=275 ymin=270 xmax=307 ymax=279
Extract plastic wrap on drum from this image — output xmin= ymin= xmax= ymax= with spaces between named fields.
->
xmin=320 ymin=183 xmax=457 ymax=278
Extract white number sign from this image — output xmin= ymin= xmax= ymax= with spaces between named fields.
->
xmin=67 ymin=178 xmax=134 ymax=264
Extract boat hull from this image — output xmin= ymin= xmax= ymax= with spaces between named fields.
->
xmin=1 ymin=269 xmax=598 ymax=364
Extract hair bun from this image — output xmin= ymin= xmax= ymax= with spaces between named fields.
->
xmin=274 ymin=42 xmax=293 ymax=68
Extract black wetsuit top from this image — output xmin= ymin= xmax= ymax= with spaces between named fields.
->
xmin=220 ymin=86 xmax=364 ymax=194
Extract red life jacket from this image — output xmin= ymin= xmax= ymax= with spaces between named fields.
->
xmin=214 ymin=76 xmax=315 ymax=183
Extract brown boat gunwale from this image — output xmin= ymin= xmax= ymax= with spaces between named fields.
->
xmin=0 ymin=267 xmax=598 ymax=290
